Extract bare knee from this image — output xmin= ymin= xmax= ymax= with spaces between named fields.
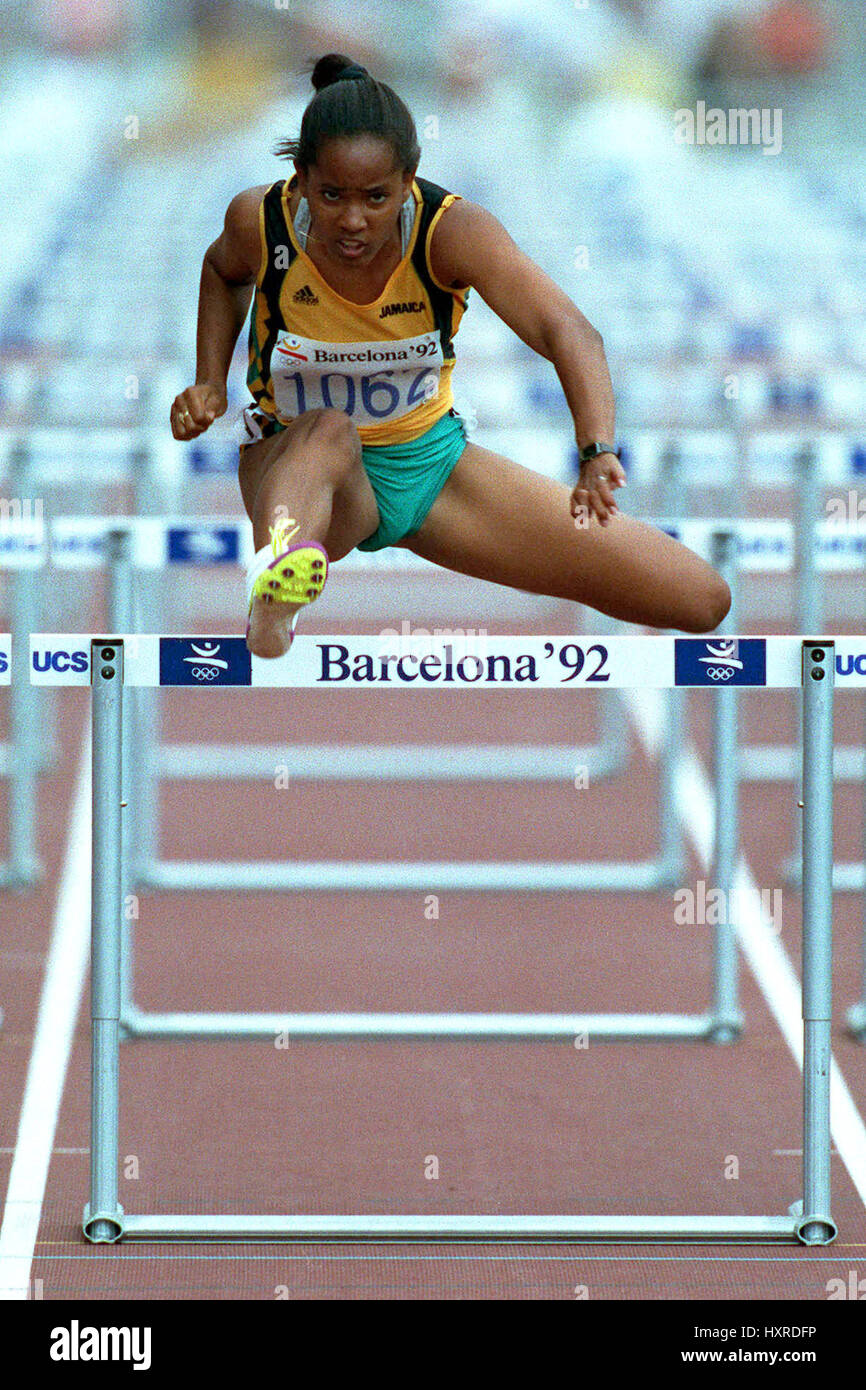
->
xmin=297 ymin=408 xmax=361 ymax=485
xmin=678 ymin=571 xmax=732 ymax=634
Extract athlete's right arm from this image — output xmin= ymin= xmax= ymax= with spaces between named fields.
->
xmin=170 ymin=185 xmax=269 ymax=441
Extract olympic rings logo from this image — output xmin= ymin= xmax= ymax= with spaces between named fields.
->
xmin=706 ymin=667 xmax=736 ymax=681
xmin=190 ymin=665 xmax=220 ymax=681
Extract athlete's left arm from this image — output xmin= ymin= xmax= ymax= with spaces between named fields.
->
xmin=430 ymin=200 xmax=624 ymax=524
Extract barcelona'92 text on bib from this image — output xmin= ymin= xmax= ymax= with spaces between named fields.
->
xmin=272 ymin=330 xmax=444 ymax=427
xmin=246 ymin=175 xmax=469 ymax=447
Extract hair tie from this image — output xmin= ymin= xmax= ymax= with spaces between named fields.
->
xmin=338 ymin=63 xmax=369 ymax=81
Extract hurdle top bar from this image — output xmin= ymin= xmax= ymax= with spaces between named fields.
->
xmin=4 ymin=515 xmax=866 ymax=573
xmin=28 ymin=633 xmax=855 ymax=689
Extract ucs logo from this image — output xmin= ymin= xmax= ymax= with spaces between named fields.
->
xmin=0 ymin=651 xmax=8 ymax=675
xmin=32 ymin=649 xmax=89 ymax=673
xmin=158 ymin=637 xmax=251 ymax=686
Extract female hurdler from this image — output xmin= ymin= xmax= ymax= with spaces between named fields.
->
xmin=171 ymin=53 xmax=730 ymax=657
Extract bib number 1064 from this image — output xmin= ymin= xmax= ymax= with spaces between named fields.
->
xmin=271 ymin=330 xmax=444 ymax=427
xmin=276 ymin=365 xmax=437 ymax=423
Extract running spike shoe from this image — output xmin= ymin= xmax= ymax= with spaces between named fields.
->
xmin=246 ymin=517 xmax=329 ymax=654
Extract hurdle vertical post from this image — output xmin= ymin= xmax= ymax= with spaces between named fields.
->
xmin=6 ymin=438 xmax=41 ymax=886
xmin=83 ymin=639 xmax=125 ymax=1243
xmin=796 ymin=442 xmax=821 ymax=635
xmin=780 ymin=442 xmax=821 ymax=884
xmin=106 ymin=529 xmax=137 ymax=1027
xmin=847 ymin=698 xmax=866 ymax=1036
xmin=130 ymin=437 xmax=163 ymax=877
xmin=798 ymin=639 xmax=835 ymax=1244
xmin=709 ymin=529 xmax=741 ymax=1040
xmin=657 ymin=440 xmax=686 ymax=884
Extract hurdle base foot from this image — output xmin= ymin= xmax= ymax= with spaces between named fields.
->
xmin=655 ymin=851 xmax=688 ymax=891
xmin=0 ymin=858 xmax=43 ymax=891
xmin=83 ymin=1202 xmax=125 ymax=1244
xmin=705 ymin=1015 xmax=744 ymax=1045
xmin=846 ymin=1003 xmax=866 ymax=1041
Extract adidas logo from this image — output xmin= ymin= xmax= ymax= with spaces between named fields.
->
xmin=293 ymin=284 xmax=319 ymax=305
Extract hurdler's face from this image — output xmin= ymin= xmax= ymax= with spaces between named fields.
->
xmin=296 ymin=136 xmax=415 ymax=267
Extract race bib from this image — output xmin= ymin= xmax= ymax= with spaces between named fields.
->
xmin=271 ymin=330 xmax=443 ymax=427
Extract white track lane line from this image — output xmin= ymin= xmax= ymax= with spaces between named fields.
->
xmin=625 ymin=687 xmax=866 ymax=1210
xmin=0 ymin=727 xmax=92 ymax=1300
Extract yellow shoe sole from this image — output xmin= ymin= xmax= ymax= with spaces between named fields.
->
xmin=251 ymin=540 xmax=328 ymax=607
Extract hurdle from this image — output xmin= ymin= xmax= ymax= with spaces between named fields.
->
xmin=702 ymin=434 xmax=866 ymax=1036
xmin=666 ymin=507 xmax=866 ymax=1044
xmin=29 ymin=629 xmax=839 ymax=1244
xmin=777 ymin=442 xmax=866 ymax=904
xmin=737 ymin=435 xmax=866 ymax=786
xmin=18 ymin=508 xmax=866 ymax=1045
xmin=31 ymin=524 xmax=767 ymax=1047
xmin=110 ymin=509 xmax=705 ymax=1041
xmin=0 ymin=423 xmax=164 ymax=886
xmin=62 ymin=517 xmax=655 ymax=895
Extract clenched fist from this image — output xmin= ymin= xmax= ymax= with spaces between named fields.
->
xmin=170 ymin=383 xmax=228 ymax=440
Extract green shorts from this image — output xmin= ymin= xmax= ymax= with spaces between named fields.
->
xmin=356 ymin=408 xmax=469 ymax=552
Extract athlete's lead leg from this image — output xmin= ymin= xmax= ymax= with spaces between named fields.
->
xmin=239 ymin=407 xmax=379 ymax=556
xmin=239 ymin=407 xmax=380 ymax=656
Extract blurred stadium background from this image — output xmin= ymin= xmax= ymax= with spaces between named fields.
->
xmin=1 ymin=0 xmax=861 ymax=516
xmin=1 ymin=0 xmax=862 ymax=570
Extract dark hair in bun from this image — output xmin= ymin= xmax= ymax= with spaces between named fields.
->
xmin=311 ymin=54 xmax=369 ymax=88
xmin=274 ymin=53 xmax=421 ymax=174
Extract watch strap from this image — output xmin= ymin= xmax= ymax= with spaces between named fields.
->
xmin=578 ymin=442 xmax=620 ymax=465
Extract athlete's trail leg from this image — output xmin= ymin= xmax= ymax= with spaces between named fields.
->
xmin=402 ymin=442 xmax=731 ymax=632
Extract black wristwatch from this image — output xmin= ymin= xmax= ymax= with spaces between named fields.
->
xmin=578 ymin=442 xmax=620 ymax=465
